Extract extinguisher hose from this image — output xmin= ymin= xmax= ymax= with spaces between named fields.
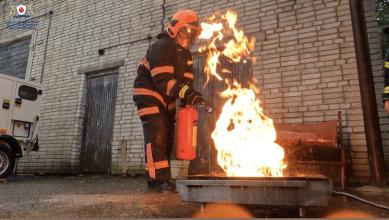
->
xmin=332 ymin=191 xmax=389 ymax=211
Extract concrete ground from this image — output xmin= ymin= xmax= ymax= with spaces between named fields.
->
xmin=0 ymin=175 xmax=388 ymax=218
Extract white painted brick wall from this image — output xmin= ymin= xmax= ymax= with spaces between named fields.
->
xmin=163 ymin=0 xmax=374 ymax=184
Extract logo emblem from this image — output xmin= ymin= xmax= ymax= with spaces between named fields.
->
xmin=16 ymin=5 xmax=26 ymax=15
xmin=6 ymin=1 xmax=38 ymax=29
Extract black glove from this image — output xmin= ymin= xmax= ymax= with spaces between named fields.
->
xmin=186 ymin=90 xmax=209 ymax=106
xmin=179 ymin=98 xmax=186 ymax=107
xmin=179 ymin=84 xmax=210 ymax=106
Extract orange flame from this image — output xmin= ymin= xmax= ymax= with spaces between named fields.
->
xmin=198 ymin=10 xmax=255 ymax=85
xmin=223 ymin=10 xmax=255 ymax=62
xmin=199 ymin=10 xmax=286 ymax=177
xmin=211 ymin=82 xmax=286 ymax=177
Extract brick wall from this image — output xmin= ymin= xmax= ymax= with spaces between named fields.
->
xmin=0 ymin=0 xmax=164 ymax=174
xmin=0 ymin=0 xmax=385 ymax=183
xmin=164 ymin=0 xmax=370 ymax=184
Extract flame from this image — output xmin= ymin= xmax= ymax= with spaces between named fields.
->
xmin=198 ymin=10 xmax=255 ymax=85
xmin=198 ymin=22 xmax=223 ymax=39
xmin=198 ymin=22 xmax=224 ymax=83
xmin=223 ymin=10 xmax=255 ymax=62
xmin=198 ymin=9 xmax=286 ymax=177
xmin=211 ymin=82 xmax=286 ymax=177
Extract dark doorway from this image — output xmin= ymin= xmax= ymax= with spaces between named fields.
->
xmin=81 ymin=71 xmax=118 ymax=174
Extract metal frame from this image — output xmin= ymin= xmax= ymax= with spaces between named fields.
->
xmin=277 ymin=111 xmax=346 ymax=189
xmin=338 ymin=111 xmax=346 ymax=189
xmin=177 ymin=175 xmax=333 ymax=207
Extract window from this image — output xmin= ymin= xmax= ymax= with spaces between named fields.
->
xmin=18 ymin=85 xmax=38 ymax=101
xmin=0 ymin=37 xmax=31 ymax=79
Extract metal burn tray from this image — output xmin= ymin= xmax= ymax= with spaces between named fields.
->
xmin=176 ymin=174 xmax=333 ymax=207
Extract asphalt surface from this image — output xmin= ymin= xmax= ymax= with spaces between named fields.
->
xmin=0 ymin=175 xmax=388 ymax=218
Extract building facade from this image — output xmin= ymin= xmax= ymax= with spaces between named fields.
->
xmin=0 ymin=0 xmax=387 ymax=184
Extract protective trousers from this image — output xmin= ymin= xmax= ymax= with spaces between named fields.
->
xmin=139 ymin=107 xmax=175 ymax=184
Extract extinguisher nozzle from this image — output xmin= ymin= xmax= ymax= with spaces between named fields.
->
xmin=202 ymin=105 xmax=213 ymax=113
xmin=197 ymin=104 xmax=213 ymax=113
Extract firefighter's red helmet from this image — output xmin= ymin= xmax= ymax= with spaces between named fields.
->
xmin=167 ymin=10 xmax=202 ymax=39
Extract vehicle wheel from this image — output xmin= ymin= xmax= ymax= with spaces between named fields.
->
xmin=0 ymin=142 xmax=15 ymax=178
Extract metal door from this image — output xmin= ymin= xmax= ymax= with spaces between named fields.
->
xmin=189 ymin=55 xmax=252 ymax=174
xmin=81 ymin=72 xmax=118 ymax=174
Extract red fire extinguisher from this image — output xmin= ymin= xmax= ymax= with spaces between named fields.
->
xmin=176 ymin=106 xmax=198 ymax=160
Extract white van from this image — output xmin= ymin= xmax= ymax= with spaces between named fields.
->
xmin=0 ymin=73 xmax=41 ymax=178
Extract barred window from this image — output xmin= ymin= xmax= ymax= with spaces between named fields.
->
xmin=0 ymin=37 xmax=31 ymax=79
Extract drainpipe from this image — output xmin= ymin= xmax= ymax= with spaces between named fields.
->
xmin=349 ymin=0 xmax=386 ymax=185
xmin=39 ymin=10 xmax=54 ymax=84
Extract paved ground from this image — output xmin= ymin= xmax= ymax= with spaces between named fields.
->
xmin=0 ymin=175 xmax=388 ymax=218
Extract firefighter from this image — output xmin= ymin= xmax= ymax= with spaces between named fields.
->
xmin=383 ymin=27 xmax=389 ymax=113
xmin=133 ymin=10 xmax=209 ymax=193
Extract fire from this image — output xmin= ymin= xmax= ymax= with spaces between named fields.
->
xmin=211 ymin=82 xmax=286 ymax=177
xmin=198 ymin=10 xmax=286 ymax=177
xmin=198 ymin=21 xmax=224 ymax=83
xmin=198 ymin=10 xmax=255 ymax=85
xmin=223 ymin=10 xmax=255 ymax=62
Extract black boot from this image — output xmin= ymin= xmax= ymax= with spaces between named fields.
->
xmin=146 ymin=180 xmax=157 ymax=192
xmin=157 ymin=181 xmax=177 ymax=193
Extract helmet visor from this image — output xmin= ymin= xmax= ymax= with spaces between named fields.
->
xmin=185 ymin=24 xmax=202 ymax=46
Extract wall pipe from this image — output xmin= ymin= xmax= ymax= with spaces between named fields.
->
xmin=349 ymin=0 xmax=386 ymax=185
xmin=39 ymin=10 xmax=53 ymax=84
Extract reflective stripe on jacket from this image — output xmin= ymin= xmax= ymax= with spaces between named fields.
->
xmin=383 ymin=48 xmax=389 ymax=102
xmin=133 ymin=31 xmax=194 ymax=113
